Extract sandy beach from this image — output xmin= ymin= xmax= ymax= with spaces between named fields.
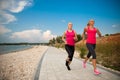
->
xmin=0 ymin=46 xmax=48 ymax=80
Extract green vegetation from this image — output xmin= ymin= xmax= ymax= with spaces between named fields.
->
xmin=75 ymin=43 xmax=87 ymax=58
xmin=79 ymin=47 xmax=86 ymax=58
xmin=105 ymin=34 xmax=109 ymax=36
xmin=77 ymin=34 xmax=82 ymax=42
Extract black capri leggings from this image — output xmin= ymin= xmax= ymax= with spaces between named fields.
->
xmin=86 ymin=43 xmax=96 ymax=59
xmin=65 ymin=44 xmax=75 ymax=61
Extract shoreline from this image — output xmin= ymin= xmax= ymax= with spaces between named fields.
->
xmin=0 ymin=45 xmax=34 ymax=55
xmin=0 ymin=45 xmax=48 ymax=80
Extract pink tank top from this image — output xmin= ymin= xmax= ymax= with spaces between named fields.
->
xmin=86 ymin=26 xmax=97 ymax=44
xmin=66 ymin=30 xmax=75 ymax=46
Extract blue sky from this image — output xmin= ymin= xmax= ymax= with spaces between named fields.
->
xmin=0 ymin=0 xmax=120 ymax=43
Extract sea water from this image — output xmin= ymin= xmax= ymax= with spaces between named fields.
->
xmin=0 ymin=45 xmax=32 ymax=54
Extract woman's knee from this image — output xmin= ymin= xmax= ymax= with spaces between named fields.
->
xmin=92 ymin=54 xmax=96 ymax=59
xmin=87 ymin=53 xmax=91 ymax=58
xmin=69 ymin=55 xmax=73 ymax=61
xmin=69 ymin=57 xmax=73 ymax=61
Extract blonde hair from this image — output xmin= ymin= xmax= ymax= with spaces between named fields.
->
xmin=89 ymin=19 xmax=94 ymax=22
xmin=88 ymin=19 xmax=95 ymax=26
xmin=68 ymin=22 xmax=73 ymax=25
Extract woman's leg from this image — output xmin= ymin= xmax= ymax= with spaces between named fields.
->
xmin=65 ymin=45 xmax=71 ymax=62
xmin=83 ymin=52 xmax=91 ymax=68
xmin=92 ymin=44 xmax=97 ymax=71
xmin=65 ymin=45 xmax=72 ymax=70
xmin=86 ymin=43 xmax=96 ymax=70
xmin=83 ymin=44 xmax=92 ymax=68
xmin=84 ymin=52 xmax=91 ymax=63
xmin=68 ymin=46 xmax=75 ymax=65
xmin=92 ymin=59 xmax=96 ymax=70
xmin=86 ymin=43 xmax=101 ymax=74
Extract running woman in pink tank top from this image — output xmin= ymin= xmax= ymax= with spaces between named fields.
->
xmin=82 ymin=19 xmax=102 ymax=75
xmin=62 ymin=22 xmax=78 ymax=70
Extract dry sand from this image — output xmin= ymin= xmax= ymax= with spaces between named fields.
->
xmin=0 ymin=46 xmax=48 ymax=80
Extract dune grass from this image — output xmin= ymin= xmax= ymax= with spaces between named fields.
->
xmin=96 ymin=41 xmax=120 ymax=71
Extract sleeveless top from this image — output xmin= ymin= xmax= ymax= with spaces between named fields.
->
xmin=66 ymin=30 xmax=75 ymax=46
xmin=86 ymin=26 xmax=97 ymax=44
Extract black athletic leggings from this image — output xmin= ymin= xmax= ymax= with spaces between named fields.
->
xmin=86 ymin=43 xmax=96 ymax=59
xmin=65 ymin=44 xmax=75 ymax=61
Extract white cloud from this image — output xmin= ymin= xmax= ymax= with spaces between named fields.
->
xmin=112 ymin=24 xmax=117 ymax=28
xmin=10 ymin=29 xmax=42 ymax=42
xmin=43 ymin=30 xmax=57 ymax=40
xmin=0 ymin=25 xmax=11 ymax=35
xmin=0 ymin=11 xmax=16 ymax=24
xmin=112 ymin=24 xmax=120 ymax=28
xmin=0 ymin=0 xmax=33 ymax=13
xmin=10 ymin=29 xmax=57 ymax=42
xmin=9 ymin=1 xmax=28 ymax=13
xmin=0 ymin=0 xmax=33 ymax=24
xmin=61 ymin=19 xmax=66 ymax=23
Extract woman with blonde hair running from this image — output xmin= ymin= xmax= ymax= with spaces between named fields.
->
xmin=62 ymin=22 xmax=78 ymax=70
xmin=82 ymin=19 xmax=102 ymax=74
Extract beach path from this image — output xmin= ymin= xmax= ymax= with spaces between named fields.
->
xmin=37 ymin=47 xmax=120 ymax=80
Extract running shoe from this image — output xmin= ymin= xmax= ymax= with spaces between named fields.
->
xmin=94 ymin=69 xmax=101 ymax=75
xmin=83 ymin=61 xmax=86 ymax=68
xmin=65 ymin=61 xmax=71 ymax=70
xmin=66 ymin=65 xmax=71 ymax=70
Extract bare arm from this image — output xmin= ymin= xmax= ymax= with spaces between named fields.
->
xmin=62 ymin=31 xmax=67 ymax=44
xmin=74 ymin=31 xmax=78 ymax=41
xmin=82 ymin=27 xmax=87 ymax=40
xmin=96 ymin=28 xmax=102 ymax=37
